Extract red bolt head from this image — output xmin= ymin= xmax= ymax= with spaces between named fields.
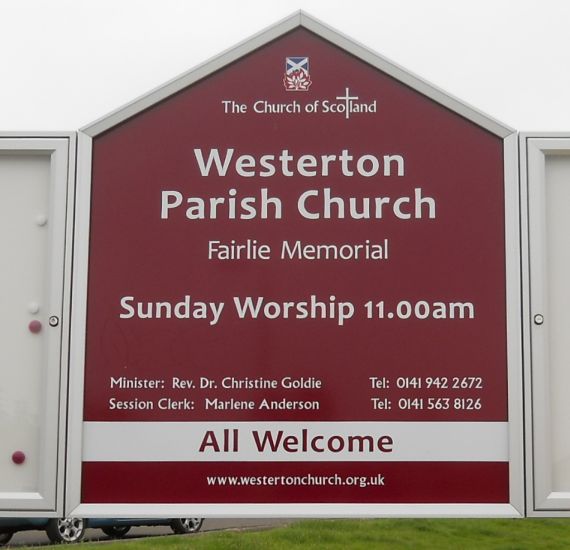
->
xmin=28 ymin=320 xmax=42 ymax=334
xmin=12 ymin=451 xmax=25 ymax=465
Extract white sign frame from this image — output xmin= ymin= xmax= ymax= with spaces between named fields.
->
xmin=0 ymin=134 xmax=75 ymax=516
xmin=65 ymin=12 xmax=524 ymax=518
xmin=521 ymin=133 xmax=570 ymax=516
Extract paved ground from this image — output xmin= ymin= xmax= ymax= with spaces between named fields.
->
xmin=6 ymin=518 xmax=292 ymax=547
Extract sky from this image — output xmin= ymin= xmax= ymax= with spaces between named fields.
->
xmin=0 ymin=0 xmax=568 ymax=132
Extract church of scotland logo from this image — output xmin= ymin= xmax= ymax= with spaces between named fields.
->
xmin=283 ymin=57 xmax=312 ymax=91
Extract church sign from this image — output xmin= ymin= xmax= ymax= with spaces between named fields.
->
xmin=61 ymin=13 xmax=522 ymax=516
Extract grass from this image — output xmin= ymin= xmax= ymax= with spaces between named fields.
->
xmin=18 ymin=518 xmax=570 ymax=549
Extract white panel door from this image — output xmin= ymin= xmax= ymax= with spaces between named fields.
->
xmin=0 ymin=137 xmax=72 ymax=513
xmin=525 ymin=136 xmax=570 ymax=513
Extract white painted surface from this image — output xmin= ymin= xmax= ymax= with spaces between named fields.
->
xmin=71 ymin=502 xmax=522 ymax=519
xmin=0 ymin=154 xmax=50 ymax=494
xmin=544 ymin=154 xmax=570 ymax=492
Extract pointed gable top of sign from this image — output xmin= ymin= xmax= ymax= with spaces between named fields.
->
xmin=81 ymin=11 xmax=513 ymax=138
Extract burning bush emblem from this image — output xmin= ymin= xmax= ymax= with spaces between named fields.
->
xmin=283 ymin=57 xmax=312 ymax=91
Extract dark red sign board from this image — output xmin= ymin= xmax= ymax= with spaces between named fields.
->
xmin=81 ymin=24 xmax=510 ymax=507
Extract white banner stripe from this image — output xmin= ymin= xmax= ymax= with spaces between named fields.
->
xmin=82 ymin=421 xmax=508 ymax=463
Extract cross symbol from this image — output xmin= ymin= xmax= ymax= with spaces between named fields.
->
xmin=336 ymin=87 xmax=359 ymax=119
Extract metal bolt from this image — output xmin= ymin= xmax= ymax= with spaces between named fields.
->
xmin=534 ymin=314 xmax=544 ymax=326
xmin=49 ymin=316 xmax=59 ymax=327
